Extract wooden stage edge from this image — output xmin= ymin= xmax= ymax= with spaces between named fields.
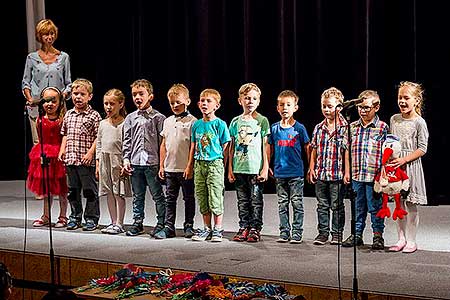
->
xmin=0 ymin=249 xmax=430 ymax=300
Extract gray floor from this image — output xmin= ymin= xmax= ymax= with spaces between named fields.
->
xmin=1 ymin=181 xmax=450 ymax=299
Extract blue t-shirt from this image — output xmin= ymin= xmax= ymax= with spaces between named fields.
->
xmin=191 ymin=118 xmax=231 ymax=161
xmin=269 ymin=121 xmax=310 ymax=178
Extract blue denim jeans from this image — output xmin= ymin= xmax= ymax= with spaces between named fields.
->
xmin=130 ymin=165 xmax=166 ymax=226
xmin=164 ymin=172 xmax=195 ymax=231
xmin=275 ymin=177 xmax=304 ymax=236
xmin=352 ymin=180 xmax=384 ymax=235
xmin=234 ymin=174 xmax=264 ymax=230
xmin=315 ymin=180 xmax=345 ymax=236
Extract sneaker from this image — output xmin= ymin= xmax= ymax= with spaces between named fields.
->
xmin=342 ymin=234 xmax=364 ymax=247
xmin=192 ymin=227 xmax=212 ymax=241
xmin=330 ymin=234 xmax=342 ymax=245
xmin=101 ymin=224 xmax=114 ymax=234
xmin=83 ymin=221 xmax=98 ymax=231
xmin=108 ymin=224 xmax=125 ymax=235
xmin=246 ymin=228 xmax=260 ymax=243
xmin=32 ymin=215 xmax=50 ymax=227
xmin=54 ymin=216 xmax=68 ymax=228
xmin=290 ymin=233 xmax=303 ymax=244
xmin=277 ymin=231 xmax=290 ymax=243
xmin=313 ymin=234 xmax=329 ymax=245
xmin=184 ymin=225 xmax=195 ymax=238
xmin=66 ymin=220 xmax=81 ymax=230
xmin=150 ymin=224 xmax=165 ymax=237
xmin=154 ymin=227 xmax=176 ymax=239
xmin=371 ymin=233 xmax=385 ymax=250
xmin=232 ymin=228 xmax=250 ymax=242
xmin=126 ymin=221 xmax=145 ymax=236
xmin=211 ymin=228 xmax=224 ymax=242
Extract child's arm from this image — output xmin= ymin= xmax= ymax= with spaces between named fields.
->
xmin=257 ymin=136 xmax=269 ymax=182
xmin=82 ymin=138 xmax=96 ymax=166
xmin=227 ymin=137 xmax=236 ymax=183
xmin=267 ymin=143 xmax=273 ymax=178
xmin=184 ymin=141 xmax=196 ymax=180
xmin=58 ymin=136 xmax=67 ymax=161
xmin=222 ymin=141 xmax=230 ymax=169
xmin=390 ymin=149 xmax=426 ymax=169
xmin=304 ymin=142 xmax=311 ymax=166
xmin=308 ymin=148 xmax=317 ymax=184
xmin=122 ymin=117 xmax=133 ymax=175
xmin=158 ymin=137 xmax=167 ymax=180
xmin=343 ymin=148 xmax=350 ymax=184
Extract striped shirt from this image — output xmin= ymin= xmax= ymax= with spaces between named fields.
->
xmin=61 ymin=105 xmax=101 ymax=166
xmin=350 ymin=115 xmax=389 ymax=182
xmin=310 ymin=114 xmax=348 ymax=181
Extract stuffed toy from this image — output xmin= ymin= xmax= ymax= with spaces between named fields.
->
xmin=374 ymin=134 xmax=409 ymax=220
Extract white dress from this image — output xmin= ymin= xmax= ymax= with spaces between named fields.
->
xmin=390 ymin=114 xmax=429 ymax=205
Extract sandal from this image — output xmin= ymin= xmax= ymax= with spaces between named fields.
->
xmin=54 ymin=216 xmax=68 ymax=228
xmin=33 ymin=215 xmax=50 ymax=227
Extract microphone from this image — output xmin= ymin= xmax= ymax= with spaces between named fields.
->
xmin=337 ymin=97 xmax=365 ymax=109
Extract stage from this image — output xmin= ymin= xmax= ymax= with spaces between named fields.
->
xmin=1 ymin=180 xmax=449 ymax=299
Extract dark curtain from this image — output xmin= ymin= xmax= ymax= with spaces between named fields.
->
xmin=9 ymin=0 xmax=449 ymax=204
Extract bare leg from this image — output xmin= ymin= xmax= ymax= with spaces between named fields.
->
xmin=58 ymin=193 xmax=68 ymax=218
xmin=202 ymin=212 xmax=212 ymax=229
xmin=116 ymin=195 xmax=126 ymax=226
xmin=213 ymin=213 xmax=223 ymax=229
xmin=43 ymin=195 xmax=53 ymax=219
xmin=106 ymin=193 xmax=118 ymax=225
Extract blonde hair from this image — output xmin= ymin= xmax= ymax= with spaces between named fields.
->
xmin=104 ymin=88 xmax=127 ymax=118
xmin=72 ymin=78 xmax=93 ymax=94
xmin=35 ymin=19 xmax=58 ymax=43
xmin=398 ymin=81 xmax=424 ymax=115
xmin=238 ymin=83 xmax=261 ymax=97
xmin=277 ymin=90 xmax=299 ymax=104
xmin=321 ymin=87 xmax=344 ymax=104
xmin=358 ymin=90 xmax=380 ymax=106
xmin=200 ymin=88 xmax=221 ymax=103
xmin=131 ymin=79 xmax=153 ymax=95
xmin=167 ymin=83 xmax=189 ymax=99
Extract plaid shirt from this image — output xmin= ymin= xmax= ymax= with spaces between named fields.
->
xmin=311 ymin=114 xmax=348 ymax=181
xmin=350 ymin=115 xmax=388 ymax=182
xmin=61 ymin=105 xmax=101 ymax=166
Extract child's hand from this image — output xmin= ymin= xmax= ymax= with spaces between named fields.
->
xmin=122 ymin=161 xmax=132 ymax=176
xmin=307 ymin=168 xmax=317 ymax=184
xmin=57 ymin=150 xmax=65 ymax=162
xmin=257 ymin=169 xmax=268 ymax=182
xmin=268 ymin=168 xmax=274 ymax=178
xmin=158 ymin=167 xmax=165 ymax=180
xmin=81 ymin=152 xmax=94 ymax=165
xmin=228 ymin=171 xmax=235 ymax=183
xmin=343 ymin=171 xmax=350 ymax=185
xmin=390 ymin=157 xmax=407 ymax=169
xmin=95 ymin=167 xmax=99 ymax=180
xmin=183 ymin=167 xmax=193 ymax=180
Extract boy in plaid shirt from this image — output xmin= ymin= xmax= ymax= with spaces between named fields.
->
xmin=308 ymin=87 xmax=350 ymax=245
xmin=342 ymin=90 xmax=388 ymax=250
xmin=59 ymin=78 xmax=101 ymax=231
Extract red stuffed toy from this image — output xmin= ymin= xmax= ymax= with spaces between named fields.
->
xmin=374 ymin=134 xmax=409 ymax=220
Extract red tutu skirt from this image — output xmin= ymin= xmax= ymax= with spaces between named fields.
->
xmin=27 ymin=144 xmax=68 ymax=196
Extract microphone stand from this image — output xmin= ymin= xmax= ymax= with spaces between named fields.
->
xmin=341 ymin=104 xmax=358 ymax=300
xmin=37 ymin=104 xmax=56 ymax=289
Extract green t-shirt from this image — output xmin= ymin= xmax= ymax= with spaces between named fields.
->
xmin=229 ymin=113 xmax=270 ymax=174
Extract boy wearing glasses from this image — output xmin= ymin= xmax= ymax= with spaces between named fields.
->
xmin=342 ymin=90 xmax=389 ymax=250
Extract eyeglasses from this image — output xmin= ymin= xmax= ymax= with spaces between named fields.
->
xmin=357 ymin=105 xmax=375 ymax=111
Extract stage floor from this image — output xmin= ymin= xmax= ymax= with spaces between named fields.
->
xmin=1 ymin=181 xmax=449 ymax=299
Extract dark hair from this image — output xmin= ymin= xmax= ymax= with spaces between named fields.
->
xmin=0 ymin=263 xmax=12 ymax=300
xmin=41 ymin=289 xmax=79 ymax=300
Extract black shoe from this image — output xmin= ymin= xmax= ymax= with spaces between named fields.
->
xmin=154 ymin=227 xmax=176 ymax=239
xmin=371 ymin=233 xmax=385 ymax=250
xmin=126 ymin=222 xmax=144 ymax=236
xmin=150 ymin=224 xmax=164 ymax=237
xmin=184 ymin=224 xmax=195 ymax=238
xmin=342 ymin=234 xmax=364 ymax=247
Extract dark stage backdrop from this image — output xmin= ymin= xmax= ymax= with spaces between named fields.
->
xmin=8 ymin=0 xmax=449 ymax=204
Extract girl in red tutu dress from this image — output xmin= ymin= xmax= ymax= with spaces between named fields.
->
xmin=27 ymin=86 xmax=68 ymax=227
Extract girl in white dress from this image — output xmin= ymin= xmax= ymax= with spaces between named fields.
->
xmin=389 ymin=81 xmax=429 ymax=253
xmin=96 ymin=89 xmax=132 ymax=234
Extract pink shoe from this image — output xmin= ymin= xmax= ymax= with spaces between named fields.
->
xmin=402 ymin=242 xmax=417 ymax=253
xmin=388 ymin=240 xmax=406 ymax=252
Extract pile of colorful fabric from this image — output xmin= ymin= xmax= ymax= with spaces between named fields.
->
xmin=77 ymin=263 xmax=296 ymax=300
